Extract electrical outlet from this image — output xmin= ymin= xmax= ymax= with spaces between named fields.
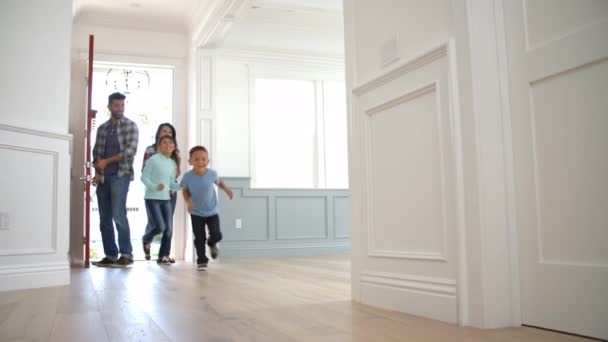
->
xmin=235 ymin=218 xmax=242 ymax=229
xmin=0 ymin=212 xmax=9 ymax=230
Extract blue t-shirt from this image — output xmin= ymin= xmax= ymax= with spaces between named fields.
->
xmin=180 ymin=168 xmax=220 ymax=217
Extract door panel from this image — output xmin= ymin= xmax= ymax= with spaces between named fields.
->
xmin=505 ymin=1 xmax=608 ymax=339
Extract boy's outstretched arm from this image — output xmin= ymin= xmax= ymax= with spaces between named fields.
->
xmin=182 ymin=188 xmax=193 ymax=213
xmin=218 ymin=179 xmax=234 ymax=200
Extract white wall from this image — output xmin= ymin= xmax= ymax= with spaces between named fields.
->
xmin=0 ymin=0 xmax=72 ymax=134
xmin=68 ymin=23 xmax=191 ymax=264
xmin=345 ymin=0 xmax=520 ymax=328
xmin=346 ymin=0 xmax=461 ymax=323
xmin=215 ymin=59 xmax=250 ymax=176
xmin=352 ymin=0 xmax=453 ymax=83
xmin=0 ymin=0 xmax=73 ymax=291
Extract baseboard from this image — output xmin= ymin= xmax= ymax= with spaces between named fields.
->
xmin=360 ymin=272 xmax=458 ymax=323
xmin=221 ymin=244 xmax=350 ymax=258
xmin=0 ymin=262 xmax=70 ymax=292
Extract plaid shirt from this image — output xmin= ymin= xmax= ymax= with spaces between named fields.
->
xmin=93 ymin=117 xmax=139 ymax=180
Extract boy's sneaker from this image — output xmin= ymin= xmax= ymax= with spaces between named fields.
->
xmin=197 ymin=262 xmax=208 ymax=271
xmin=142 ymin=240 xmax=151 ymax=260
xmin=112 ymin=256 xmax=134 ymax=268
xmin=157 ymin=256 xmax=172 ymax=265
xmin=210 ymin=244 xmax=219 ymax=260
xmin=91 ymin=257 xmax=116 ymax=267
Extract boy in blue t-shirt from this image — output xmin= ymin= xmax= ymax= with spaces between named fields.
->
xmin=180 ymin=145 xmax=233 ymax=270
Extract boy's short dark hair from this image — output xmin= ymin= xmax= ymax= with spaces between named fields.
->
xmin=108 ymin=92 xmax=126 ymax=105
xmin=189 ymin=145 xmax=208 ymax=158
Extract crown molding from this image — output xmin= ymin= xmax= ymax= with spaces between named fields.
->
xmin=190 ymin=0 xmax=251 ymax=48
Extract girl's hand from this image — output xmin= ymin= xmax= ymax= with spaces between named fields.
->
xmin=157 ymin=183 xmax=165 ymax=191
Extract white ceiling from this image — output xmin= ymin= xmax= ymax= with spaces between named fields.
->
xmin=253 ymin=0 xmax=342 ymax=12
xmin=72 ymin=0 xmax=344 ymax=56
xmin=222 ymin=0 xmax=344 ymax=56
xmin=73 ymin=0 xmax=206 ymax=34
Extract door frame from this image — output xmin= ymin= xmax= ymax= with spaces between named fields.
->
xmin=71 ymin=51 xmax=189 ymax=263
xmin=455 ymin=0 xmax=522 ymax=328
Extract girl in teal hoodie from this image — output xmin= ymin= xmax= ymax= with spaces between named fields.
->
xmin=141 ymin=135 xmax=180 ymax=264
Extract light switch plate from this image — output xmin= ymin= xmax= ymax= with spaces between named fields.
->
xmin=381 ymin=34 xmax=400 ymax=67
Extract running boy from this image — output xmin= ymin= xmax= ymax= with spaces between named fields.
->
xmin=180 ymin=146 xmax=233 ymax=270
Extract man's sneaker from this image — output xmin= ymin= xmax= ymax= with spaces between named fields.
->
xmin=197 ymin=262 xmax=208 ymax=271
xmin=169 ymin=257 xmax=176 ymax=264
xmin=143 ymin=240 xmax=151 ymax=261
xmin=157 ymin=256 xmax=172 ymax=265
xmin=210 ymin=244 xmax=219 ymax=260
xmin=91 ymin=257 xmax=116 ymax=267
xmin=111 ymin=256 xmax=134 ymax=268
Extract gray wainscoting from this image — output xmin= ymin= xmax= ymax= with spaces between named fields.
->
xmin=217 ymin=178 xmax=350 ymax=258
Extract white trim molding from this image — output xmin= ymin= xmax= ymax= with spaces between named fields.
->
xmin=360 ymin=271 xmax=458 ymax=323
xmin=0 ymin=124 xmax=72 ymax=141
xmin=216 ymin=48 xmax=344 ymax=71
xmin=364 ymin=82 xmax=437 ymax=116
xmin=360 ymin=271 xmax=457 ymax=296
xmin=0 ymin=262 xmax=70 ymax=292
xmin=191 ymin=0 xmax=249 ymax=48
xmin=446 ymin=39 xmax=470 ymax=326
xmin=353 ymin=43 xmax=448 ymax=96
xmin=343 ymin=0 xmax=362 ymax=303
xmin=196 ymin=49 xmax=217 ymax=166
xmin=224 ymin=243 xmax=349 ymax=251
xmin=466 ymin=0 xmax=521 ymax=328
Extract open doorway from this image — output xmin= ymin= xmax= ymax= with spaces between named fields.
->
xmin=88 ymin=62 xmax=174 ymax=261
xmin=197 ymin=0 xmax=350 ymax=261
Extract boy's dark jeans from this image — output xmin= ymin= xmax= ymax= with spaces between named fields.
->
xmin=190 ymin=214 xmax=222 ymax=264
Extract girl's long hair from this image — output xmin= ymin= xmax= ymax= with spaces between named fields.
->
xmin=155 ymin=125 xmax=181 ymax=176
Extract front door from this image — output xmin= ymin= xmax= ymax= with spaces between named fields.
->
xmin=88 ymin=63 xmax=175 ymax=261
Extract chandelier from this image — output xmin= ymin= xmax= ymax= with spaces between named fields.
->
xmin=104 ymin=68 xmax=150 ymax=94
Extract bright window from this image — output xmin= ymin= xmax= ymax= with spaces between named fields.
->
xmin=253 ymin=78 xmax=349 ymax=189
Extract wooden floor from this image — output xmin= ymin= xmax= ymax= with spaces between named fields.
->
xmin=0 ymin=256 xmax=594 ymax=342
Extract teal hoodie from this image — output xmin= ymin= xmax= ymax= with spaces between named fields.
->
xmin=141 ymin=153 xmax=180 ymax=200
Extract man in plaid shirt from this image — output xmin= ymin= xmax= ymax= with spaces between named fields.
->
xmin=91 ymin=92 xmax=139 ymax=267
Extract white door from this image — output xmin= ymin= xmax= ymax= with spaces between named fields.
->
xmin=504 ymin=1 xmax=608 ymax=339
